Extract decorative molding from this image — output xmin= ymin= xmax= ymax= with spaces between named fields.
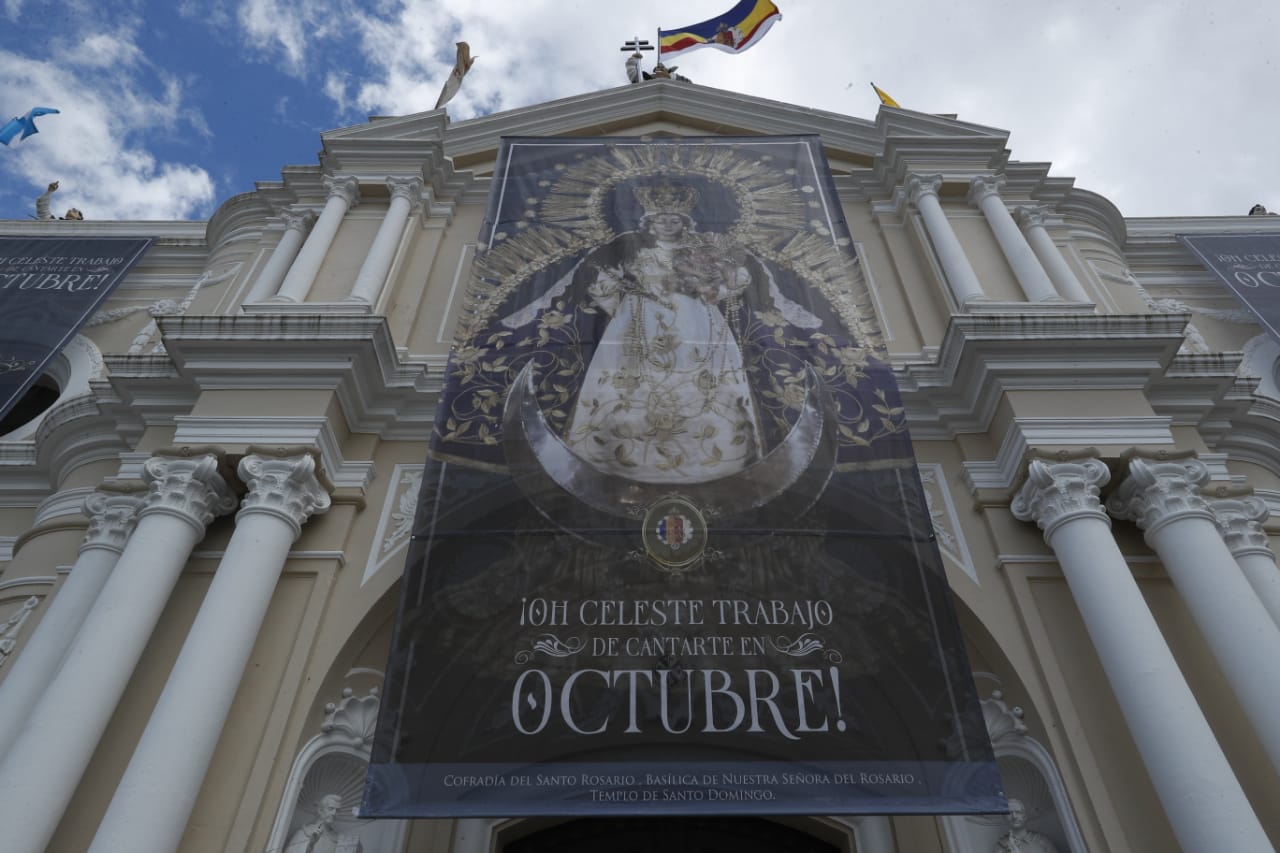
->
xmin=966 ymin=174 xmax=1006 ymax=205
xmin=237 ymin=453 xmax=332 ymax=538
xmin=1011 ymin=459 xmax=1111 ymax=539
xmin=1106 ymin=457 xmax=1214 ymax=536
xmin=386 ymin=175 xmax=424 ymax=208
xmin=152 ymin=314 xmax=435 ymax=440
xmin=1210 ymin=496 xmax=1274 ymax=559
xmin=280 ymin=209 xmax=316 ymax=234
xmin=172 ymin=415 xmax=374 ymax=491
xmin=962 ymin=417 xmax=1174 ymax=495
xmin=0 ymin=537 xmax=14 ymax=562
xmin=0 ymin=596 xmax=40 ymax=667
xmin=265 ymin=684 xmax=408 ymax=853
xmin=362 ymin=464 xmax=422 ymax=586
xmin=321 ymin=686 xmax=381 ymax=745
xmin=321 ymin=174 xmax=361 ymax=208
xmin=189 ymin=548 xmax=346 ymax=565
xmin=894 ymin=313 xmax=1190 ymax=441
xmin=0 ymin=575 xmax=55 ymax=592
xmin=906 ymin=173 xmax=943 ymax=206
xmin=33 ymin=486 xmax=97 ymax=528
xmin=917 ymin=464 xmax=978 ymax=584
xmin=80 ymin=492 xmax=144 ymax=555
xmin=140 ymin=454 xmax=238 ymax=532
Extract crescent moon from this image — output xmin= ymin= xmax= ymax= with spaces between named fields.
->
xmin=502 ymin=362 xmax=837 ymax=525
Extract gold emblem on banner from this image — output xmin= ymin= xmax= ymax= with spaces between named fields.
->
xmin=642 ymin=495 xmax=708 ymax=572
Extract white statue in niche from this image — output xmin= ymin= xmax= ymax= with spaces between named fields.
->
xmin=284 ymin=793 xmax=362 ymax=853
xmin=994 ymin=798 xmax=1058 ymax=853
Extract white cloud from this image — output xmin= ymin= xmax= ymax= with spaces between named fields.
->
xmin=235 ymin=0 xmax=356 ymax=76
xmin=0 ymin=31 xmax=215 ymax=220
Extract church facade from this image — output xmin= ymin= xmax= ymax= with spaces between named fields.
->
xmin=0 ymin=81 xmax=1278 ymax=852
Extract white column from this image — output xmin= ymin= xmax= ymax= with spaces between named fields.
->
xmin=1011 ymin=459 xmax=1271 ymax=852
xmin=967 ymin=176 xmax=1060 ymax=303
xmin=0 ymin=455 xmax=235 ymax=853
xmin=0 ymin=492 xmax=142 ymax=760
xmin=345 ymin=176 xmax=422 ymax=305
xmin=853 ymin=816 xmax=896 ymax=853
xmin=243 ymin=209 xmax=314 ymax=304
xmin=1211 ymin=495 xmax=1280 ymax=628
xmin=89 ymin=453 xmax=330 ymax=853
xmin=1107 ymin=457 xmax=1280 ymax=776
xmin=270 ymin=175 xmax=360 ymax=304
xmin=906 ymin=174 xmax=987 ymax=307
xmin=1014 ymin=205 xmax=1093 ymax=303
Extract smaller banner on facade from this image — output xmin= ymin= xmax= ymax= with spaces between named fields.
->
xmin=1179 ymin=233 xmax=1280 ymax=342
xmin=0 ymin=236 xmax=152 ymax=424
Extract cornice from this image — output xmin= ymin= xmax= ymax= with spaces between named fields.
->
xmin=894 ymin=313 xmax=1189 ymax=439
xmin=154 ymin=314 xmax=435 ymax=439
xmin=1058 ymin=186 xmax=1126 ymax=252
xmin=441 ymin=82 xmax=890 ymax=167
xmin=0 ymin=219 xmax=205 ymax=241
xmin=206 ymin=191 xmax=271 ymax=251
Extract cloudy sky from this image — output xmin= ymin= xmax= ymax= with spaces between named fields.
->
xmin=0 ymin=0 xmax=1275 ymax=223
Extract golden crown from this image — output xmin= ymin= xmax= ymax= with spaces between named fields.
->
xmin=633 ymin=182 xmax=699 ymax=218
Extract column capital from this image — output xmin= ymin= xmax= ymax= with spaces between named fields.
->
xmin=80 ymin=493 xmax=144 ymax=556
xmin=140 ymin=455 xmax=237 ymax=534
xmin=279 ymin=208 xmax=316 ymax=233
xmin=386 ymin=175 xmax=424 ymax=205
xmin=237 ymin=453 xmax=332 ymax=539
xmin=321 ymin=174 xmax=361 ymax=208
xmin=1106 ymin=457 xmax=1214 ymax=536
xmin=966 ymin=174 xmax=1006 ymax=205
xmin=1011 ymin=458 xmax=1111 ymax=539
xmin=905 ymin=173 xmax=944 ymax=206
xmin=1210 ymin=495 xmax=1274 ymax=558
xmin=1013 ymin=204 xmax=1050 ymax=229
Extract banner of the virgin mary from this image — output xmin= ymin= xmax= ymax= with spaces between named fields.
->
xmin=363 ymin=136 xmax=1003 ymax=817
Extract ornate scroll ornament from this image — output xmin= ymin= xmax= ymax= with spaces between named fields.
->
xmin=514 ymin=634 xmax=586 ymax=664
xmin=769 ymin=632 xmax=843 ymax=663
xmin=281 ymin=208 xmax=317 ymax=234
xmin=237 ymin=453 xmax=332 ymax=538
xmin=1011 ymin=459 xmax=1111 ymax=540
xmin=0 ymin=596 xmax=39 ymax=667
xmin=385 ymin=176 xmax=424 ymax=208
xmin=981 ymin=688 xmax=1029 ymax=744
xmin=1106 ymin=457 xmax=1213 ymax=537
xmin=141 ymin=454 xmax=238 ymax=532
xmin=1210 ymin=495 xmax=1273 ymax=558
xmin=80 ymin=492 xmax=144 ymax=555
xmin=382 ymin=469 xmax=422 ymax=555
xmin=1122 ymin=269 xmax=1211 ymax=354
xmin=114 ymin=261 xmax=243 ymax=355
xmin=322 ymin=175 xmax=361 ymax=208
xmin=321 ymin=687 xmax=381 ymax=746
xmin=906 ymin=173 xmax=944 ymax=206
xmin=966 ymin=175 xmax=1007 ymax=205
xmin=1013 ymin=205 xmax=1050 ymax=230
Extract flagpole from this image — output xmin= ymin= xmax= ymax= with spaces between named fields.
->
xmin=656 ymin=26 xmax=662 ymax=67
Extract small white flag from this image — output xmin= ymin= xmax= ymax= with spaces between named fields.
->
xmin=434 ymin=42 xmax=476 ymax=109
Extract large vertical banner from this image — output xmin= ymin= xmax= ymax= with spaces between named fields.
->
xmin=0 ymin=236 xmax=152 ymax=423
xmin=364 ymin=137 xmax=1002 ymax=817
xmin=1179 ymin=234 xmax=1280 ymax=343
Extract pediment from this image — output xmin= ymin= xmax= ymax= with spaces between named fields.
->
xmin=319 ymin=81 xmax=1015 ymax=178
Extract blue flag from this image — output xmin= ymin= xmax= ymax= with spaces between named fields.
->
xmin=0 ymin=107 xmax=60 ymax=146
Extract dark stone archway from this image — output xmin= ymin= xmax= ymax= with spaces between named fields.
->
xmin=505 ymin=817 xmax=841 ymax=853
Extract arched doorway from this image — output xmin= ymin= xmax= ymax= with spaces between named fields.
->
xmin=504 ymin=817 xmax=841 ymax=853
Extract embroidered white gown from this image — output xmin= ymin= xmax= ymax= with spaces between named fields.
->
xmin=564 ymin=238 xmax=761 ymax=483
